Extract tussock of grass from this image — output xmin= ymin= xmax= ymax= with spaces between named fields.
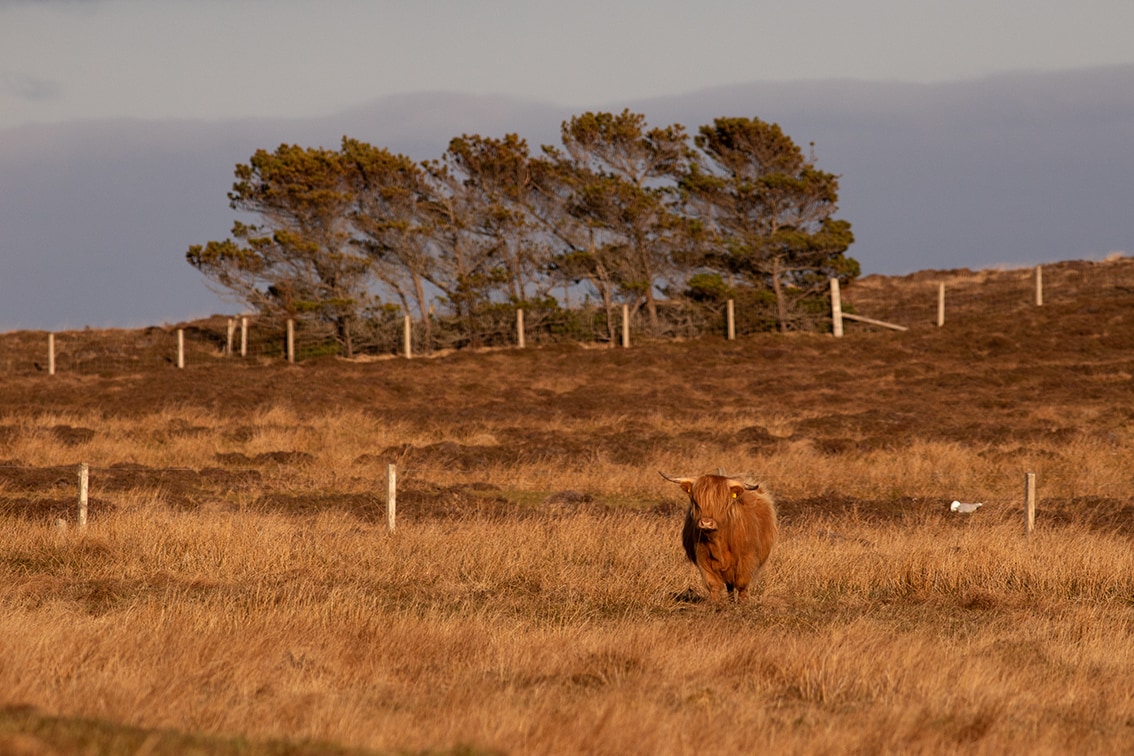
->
xmin=2 ymin=493 xmax=1133 ymax=754
xmin=4 ymin=293 xmax=1134 ymax=753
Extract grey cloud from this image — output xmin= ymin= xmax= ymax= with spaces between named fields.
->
xmin=1 ymin=66 xmax=1132 ymax=331
xmin=1 ymin=71 xmax=62 ymax=101
xmin=0 ymin=0 xmax=104 ymax=6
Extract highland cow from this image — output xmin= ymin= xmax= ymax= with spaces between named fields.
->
xmin=661 ymin=472 xmax=777 ymax=603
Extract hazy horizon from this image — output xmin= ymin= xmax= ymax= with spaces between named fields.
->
xmin=2 ymin=2 xmax=1132 ymax=330
xmin=4 ymin=1 xmax=1133 ymax=130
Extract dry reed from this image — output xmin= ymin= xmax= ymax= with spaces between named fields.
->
xmin=2 ymin=465 xmax=1133 ymax=754
xmin=3 ymin=322 xmax=1134 ymax=756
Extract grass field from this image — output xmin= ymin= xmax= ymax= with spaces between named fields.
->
xmin=2 ymin=263 xmax=1134 ymax=754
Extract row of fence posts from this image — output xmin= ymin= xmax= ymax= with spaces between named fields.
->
xmin=59 ymin=462 xmax=1037 ymax=535
xmin=37 ymin=265 xmax=1053 ymax=370
xmin=400 ymin=303 xmax=643 ymax=359
xmin=41 ymin=307 xmax=637 ymax=371
xmin=41 ymin=315 xmax=268 ymax=374
xmin=221 ymin=264 xmax=1047 ymax=359
xmin=62 ymin=461 xmax=400 ymax=534
xmin=831 ymin=265 xmax=1046 ymax=337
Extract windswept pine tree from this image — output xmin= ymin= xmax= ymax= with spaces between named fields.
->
xmin=681 ymin=117 xmax=857 ymax=332
xmin=186 ymin=144 xmax=370 ymax=356
xmin=187 ymin=112 xmax=859 ymax=347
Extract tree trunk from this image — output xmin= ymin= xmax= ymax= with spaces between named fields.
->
xmin=507 ymin=242 xmax=523 ymax=303
xmin=771 ymin=256 xmax=789 ymax=334
xmin=644 ymin=286 xmax=659 ymax=332
xmin=339 ymin=316 xmax=355 ymax=358
xmin=412 ymin=273 xmax=432 ymax=352
xmin=636 ymin=240 xmax=660 ymax=331
xmin=602 ymin=287 xmax=616 ymax=345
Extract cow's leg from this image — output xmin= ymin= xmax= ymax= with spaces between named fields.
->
xmin=702 ymin=571 xmax=727 ymax=603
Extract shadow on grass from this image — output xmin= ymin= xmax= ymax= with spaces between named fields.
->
xmin=0 ymin=704 xmax=501 ymax=756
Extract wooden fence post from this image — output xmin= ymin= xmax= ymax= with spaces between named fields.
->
xmin=286 ymin=319 xmax=295 ymax=363
xmin=830 ymin=278 xmax=844 ymax=338
xmin=177 ymin=329 xmax=185 ymax=369
xmin=726 ymin=299 xmax=736 ymax=341
xmin=516 ymin=308 xmax=525 ymax=349
xmin=403 ymin=315 xmax=413 ymax=358
xmin=621 ymin=304 xmax=630 ymax=348
xmin=1035 ymin=265 xmax=1043 ymax=306
xmin=226 ymin=318 xmax=235 ymax=356
xmin=78 ymin=462 xmax=89 ymax=530
xmin=240 ymin=316 xmax=248 ymax=357
xmin=1024 ymin=472 xmax=1036 ymax=535
xmin=386 ymin=463 xmax=397 ymax=534
xmin=48 ymin=333 xmax=55 ymax=376
xmin=937 ymin=282 xmax=946 ymax=327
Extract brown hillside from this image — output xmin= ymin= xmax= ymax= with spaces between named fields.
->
xmin=2 ymin=257 xmax=1133 ymax=530
xmin=2 ymin=258 xmax=1134 ymax=754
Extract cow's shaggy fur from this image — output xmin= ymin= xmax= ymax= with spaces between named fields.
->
xmin=665 ymin=473 xmax=777 ymax=603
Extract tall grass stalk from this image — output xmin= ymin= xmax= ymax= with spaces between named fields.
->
xmin=2 ymin=489 xmax=1132 ymax=754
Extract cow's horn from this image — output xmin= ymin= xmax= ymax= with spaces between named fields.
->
xmin=720 ymin=471 xmax=763 ymax=490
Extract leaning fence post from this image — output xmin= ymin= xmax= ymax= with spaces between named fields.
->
xmin=516 ymin=308 xmax=525 ymax=349
xmin=726 ymin=299 xmax=736 ymax=341
xmin=937 ymin=282 xmax=946 ymax=327
xmin=1035 ymin=265 xmax=1043 ymax=306
xmin=830 ymin=278 xmax=844 ymax=338
xmin=78 ymin=462 xmax=89 ymax=530
xmin=621 ymin=304 xmax=630 ymax=348
xmin=386 ymin=463 xmax=397 ymax=534
xmin=48 ymin=333 xmax=56 ymax=376
xmin=177 ymin=329 xmax=185 ymax=369
xmin=1024 ymin=472 xmax=1036 ymax=535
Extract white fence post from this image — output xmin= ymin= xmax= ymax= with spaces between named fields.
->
xmin=830 ymin=278 xmax=843 ymax=338
xmin=937 ymin=282 xmax=946 ymax=327
xmin=1024 ymin=472 xmax=1036 ymax=535
xmin=1035 ymin=265 xmax=1043 ymax=306
xmin=48 ymin=333 xmax=56 ymax=376
xmin=386 ymin=463 xmax=397 ymax=534
xmin=403 ymin=315 xmax=413 ymax=359
xmin=286 ymin=319 xmax=295 ymax=363
xmin=78 ymin=462 xmax=89 ymax=530
xmin=621 ymin=304 xmax=630 ymax=348
xmin=726 ymin=299 xmax=736 ymax=341
xmin=516 ymin=308 xmax=525 ymax=349
xmin=177 ymin=329 xmax=185 ymax=369
xmin=226 ymin=318 xmax=235 ymax=356
xmin=240 ymin=316 xmax=248 ymax=357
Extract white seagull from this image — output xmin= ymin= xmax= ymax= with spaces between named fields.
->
xmin=950 ymin=500 xmax=983 ymax=513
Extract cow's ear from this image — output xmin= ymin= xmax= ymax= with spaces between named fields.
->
xmin=659 ymin=472 xmax=696 ymax=494
xmin=729 ymin=484 xmax=746 ymax=499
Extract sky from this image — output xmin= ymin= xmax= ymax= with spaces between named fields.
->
xmin=3 ymin=0 xmax=1134 ymax=130
xmin=2 ymin=1 xmax=1133 ymax=331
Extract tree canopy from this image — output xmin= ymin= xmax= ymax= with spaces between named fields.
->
xmin=187 ymin=111 xmax=857 ymax=348
xmin=682 ymin=116 xmax=858 ymax=331
xmin=187 ymin=143 xmax=370 ymax=356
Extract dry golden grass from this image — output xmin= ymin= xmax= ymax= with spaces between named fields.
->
xmin=4 ymin=287 xmax=1134 ymax=753
xmin=4 ymin=405 xmax=1134 ymax=506
xmin=2 ymin=499 xmax=1133 ymax=755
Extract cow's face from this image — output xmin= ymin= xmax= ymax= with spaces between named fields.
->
xmin=664 ymin=473 xmax=748 ymax=531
